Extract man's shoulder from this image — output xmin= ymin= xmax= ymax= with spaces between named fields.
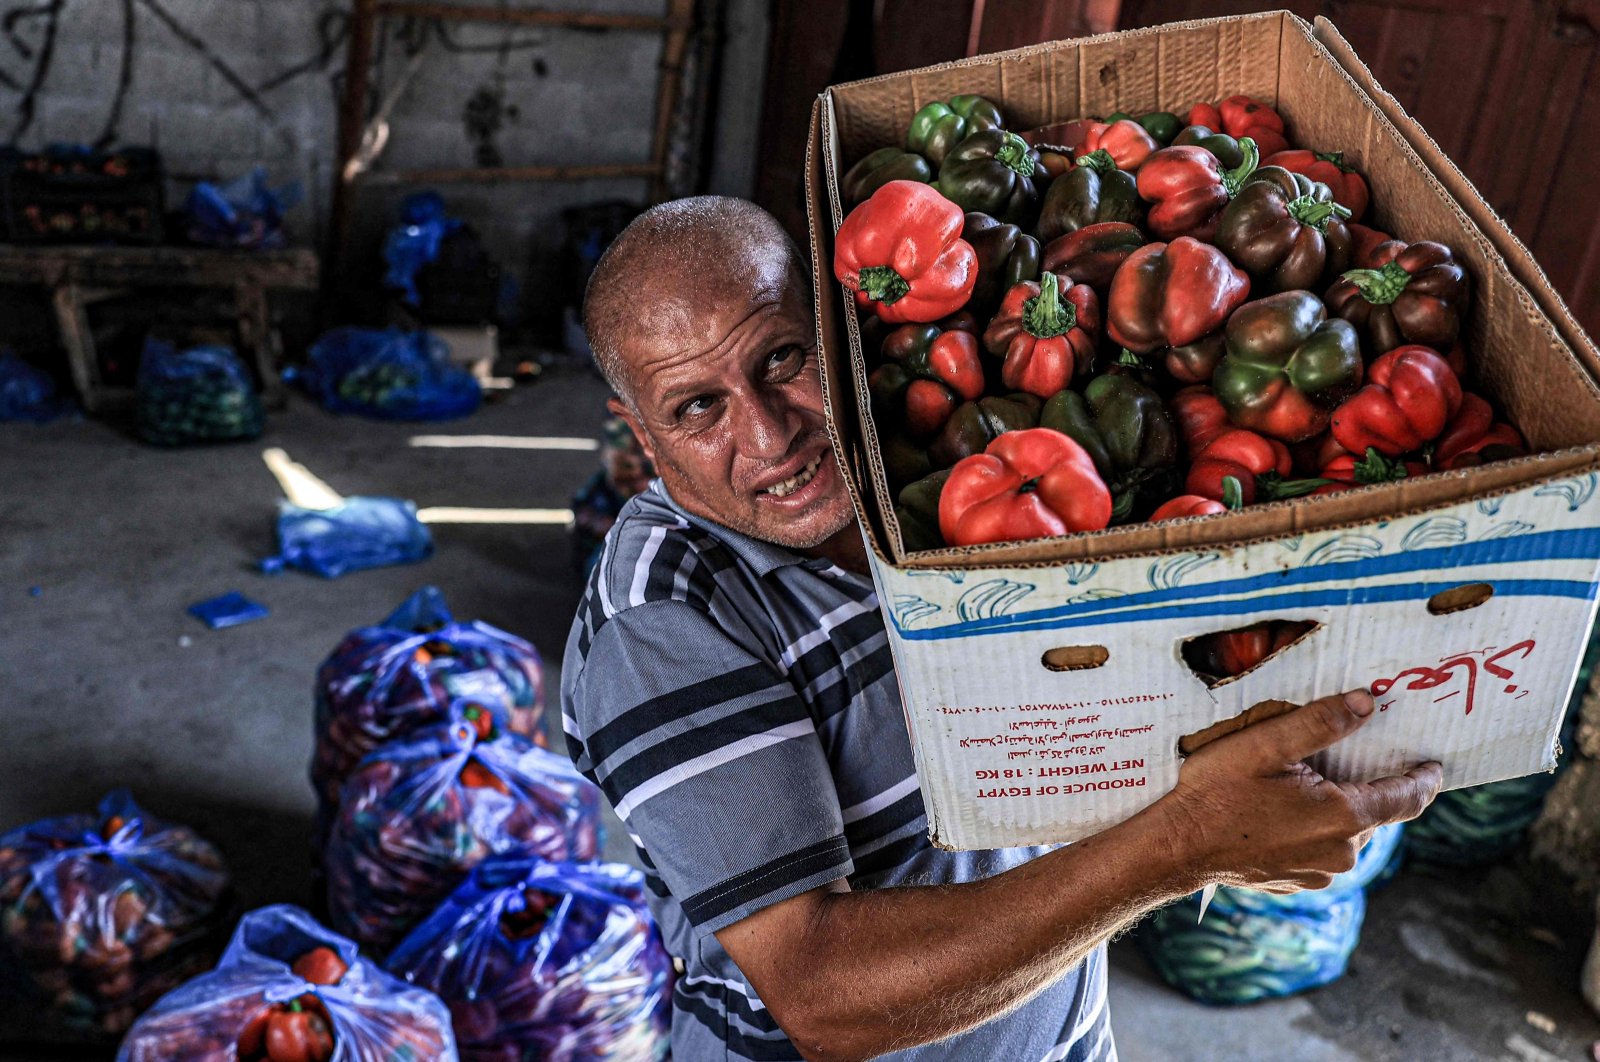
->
xmin=581 ymin=483 xmax=739 ymax=623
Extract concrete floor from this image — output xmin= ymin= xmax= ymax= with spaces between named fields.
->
xmin=2 ymin=368 xmax=1598 ymax=1059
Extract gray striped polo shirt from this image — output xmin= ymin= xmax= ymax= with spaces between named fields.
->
xmin=561 ymin=480 xmax=1113 ymax=1061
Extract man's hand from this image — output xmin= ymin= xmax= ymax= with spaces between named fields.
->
xmin=1161 ymin=688 xmax=1443 ymax=893
xmin=715 ymin=688 xmax=1443 ymax=1060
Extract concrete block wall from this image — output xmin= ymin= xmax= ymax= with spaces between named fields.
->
xmin=0 ymin=0 xmax=757 ymax=337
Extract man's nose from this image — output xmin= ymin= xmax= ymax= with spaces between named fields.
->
xmin=737 ymin=389 xmax=800 ymax=460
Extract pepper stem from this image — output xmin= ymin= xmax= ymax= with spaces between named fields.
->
xmin=1258 ymin=471 xmax=1335 ymax=500
xmin=1073 ymin=148 xmax=1118 ymax=176
xmin=857 ymin=265 xmax=910 ymax=306
xmin=1221 ymin=136 xmax=1260 ymax=196
xmin=1115 ymin=348 xmax=1147 ymax=368
xmin=1353 ymin=446 xmax=1407 ymax=483
xmin=1314 ymin=150 xmax=1350 ymax=171
xmin=1287 ymin=195 xmax=1352 ymax=232
xmin=1221 ymin=476 xmax=1244 ymax=511
xmin=1019 ymin=475 xmax=1041 ymax=495
xmin=1339 ymin=259 xmax=1411 ymax=305
xmin=995 ymin=132 xmax=1038 ymax=178
xmin=1022 ymin=272 xmax=1076 ymax=339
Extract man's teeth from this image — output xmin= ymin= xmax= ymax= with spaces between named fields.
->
xmin=764 ymin=455 xmax=823 ymax=498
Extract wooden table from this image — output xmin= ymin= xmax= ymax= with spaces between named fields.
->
xmin=0 ymin=244 xmax=320 ymax=412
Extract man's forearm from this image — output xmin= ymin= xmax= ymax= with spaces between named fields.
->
xmin=732 ymin=800 xmax=1203 ymax=1061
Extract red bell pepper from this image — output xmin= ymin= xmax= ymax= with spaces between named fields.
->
xmin=1164 ymin=333 xmax=1226 ymax=386
xmin=1186 ymin=102 xmax=1224 ymax=130
xmin=1322 ymin=446 xmax=1424 ymax=484
xmin=1325 ymin=240 xmax=1470 ymax=357
xmin=1040 ymin=221 xmax=1145 ymax=297
xmin=1348 ymin=224 xmax=1395 ymax=268
xmin=833 ymin=180 xmax=977 ymax=324
xmin=1331 ymin=345 xmax=1463 ymax=456
xmin=938 ymin=427 xmax=1112 ymax=545
xmin=983 ymin=271 xmax=1101 ymax=398
xmin=1263 ymin=149 xmax=1369 ymax=222
xmin=1186 ymin=428 xmax=1320 ymax=504
xmin=239 ymin=997 xmax=336 ymax=1062
xmin=1170 ymin=385 xmax=1232 ymax=459
xmin=1151 ymin=489 xmax=1235 ymax=521
xmin=1078 ymin=119 xmax=1159 ymax=172
xmin=1433 ymin=392 xmax=1527 ymax=470
xmin=1217 ymin=95 xmax=1289 ymax=158
xmin=290 ymin=947 xmax=348 ymax=987
xmin=1137 ymin=140 xmax=1260 ymax=241
xmin=882 ymin=323 xmax=986 ymax=401
xmin=1106 ymin=236 xmax=1250 ymax=353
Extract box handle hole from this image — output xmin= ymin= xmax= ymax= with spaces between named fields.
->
xmin=1042 ymin=645 xmax=1109 ymax=671
xmin=1427 ymin=583 xmax=1494 ymax=615
xmin=1180 ymin=620 xmax=1319 ymax=688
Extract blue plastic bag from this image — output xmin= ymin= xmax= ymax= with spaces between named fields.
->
xmin=324 ymin=705 xmax=603 ymax=954
xmin=1137 ymin=822 xmax=1404 ymax=1004
xmin=382 ymin=191 xmax=462 ymax=306
xmin=184 ymin=167 xmax=302 ymax=250
xmin=117 ymin=904 xmax=458 ymax=1061
xmin=311 ymin=586 xmax=548 ymax=850
xmin=136 ymin=338 xmax=263 ymax=446
xmin=388 ymin=857 xmax=672 ymax=1061
xmin=265 ymin=496 xmax=433 ymax=579
xmin=0 ymin=351 xmax=63 ymax=421
xmin=292 ymin=328 xmax=481 ymax=421
xmin=0 ymin=790 xmax=233 ymax=1038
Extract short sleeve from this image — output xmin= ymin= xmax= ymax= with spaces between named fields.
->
xmin=566 ymin=599 xmax=854 ymax=934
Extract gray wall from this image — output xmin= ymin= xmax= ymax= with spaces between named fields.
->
xmin=0 ymin=0 xmax=767 ymax=333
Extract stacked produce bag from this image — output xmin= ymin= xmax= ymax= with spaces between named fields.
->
xmin=311 ymin=590 xmax=595 ymax=954
xmin=117 ymin=905 xmax=457 ymax=1061
xmin=833 ymin=94 xmax=1523 ymax=551
xmin=311 ymin=587 xmax=549 ymax=850
xmin=387 ymin=857 xmax=672 ymax=1061
xmin=324 ymin=705 xmax=602 ymax=954
xmin=0 ymin=791 xmax=233 ymax=1038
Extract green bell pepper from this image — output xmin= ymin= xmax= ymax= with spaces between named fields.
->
xmin=963 ymin=212 xmax=1041 ymax=315
xmin=935 ymin=129 xmax=1040 ymax=227
xmin=906 ymin=94 xmax=1005 ymax=170
xmin=894 ymin=469 xmax=951 ymax=552
xmin=882 ymin=431 xmax=934 ymax=489
xmin=841 ymin=146 xmax=933 ymax=207
xmin=1035 ymin=149 xmax=1145 ymax=245
xmin=929 ymin=392 xmax=1041 ymax=469
xmin=1211 ymin=289 xmax=1365 ymax=443
xmin=1171 ymin=124 xmax=1245 ymax=170
xmin=1214 ymin=166 xmax=1354 ymax=293
xmin=1039 ymin=375 xmax=1178 ymax=522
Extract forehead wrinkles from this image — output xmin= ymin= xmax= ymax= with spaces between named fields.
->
xmin=635 ymin=297 xmax=787 ymax=406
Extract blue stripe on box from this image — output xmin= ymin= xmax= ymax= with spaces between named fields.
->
xmin=898 ymin=576 xmax=1599 ymax=642
xmin=890 ymin=527 xmax=1600 ymax=639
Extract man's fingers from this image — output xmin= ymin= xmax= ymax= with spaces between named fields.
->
xmin=1234 ymin=689 xmax=1376 ymax=765
xmin=1340 ymin=761 xmax=1444 ymax=826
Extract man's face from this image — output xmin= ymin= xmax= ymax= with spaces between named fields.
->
xmin=611 ymin=267 xmax=854 ymax=551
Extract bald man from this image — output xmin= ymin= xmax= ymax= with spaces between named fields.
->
xmin=561 ymin=196 xmax=1441 ymax=1062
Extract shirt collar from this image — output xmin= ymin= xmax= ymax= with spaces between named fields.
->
xmin=649 ymin=478 xmax=818 ymax=578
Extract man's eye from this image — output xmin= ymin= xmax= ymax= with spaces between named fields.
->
xmin=765 ymin=345 xmax=805 ymax=378
xmin=677 ymin=395 xmax=716 ymax=420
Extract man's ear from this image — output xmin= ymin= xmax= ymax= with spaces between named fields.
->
xmin=607 ymin=396 xmax=657 ymax=465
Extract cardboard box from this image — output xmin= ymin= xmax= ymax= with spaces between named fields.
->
xmin=804 ymin=11 xmax=1600 ymax=850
